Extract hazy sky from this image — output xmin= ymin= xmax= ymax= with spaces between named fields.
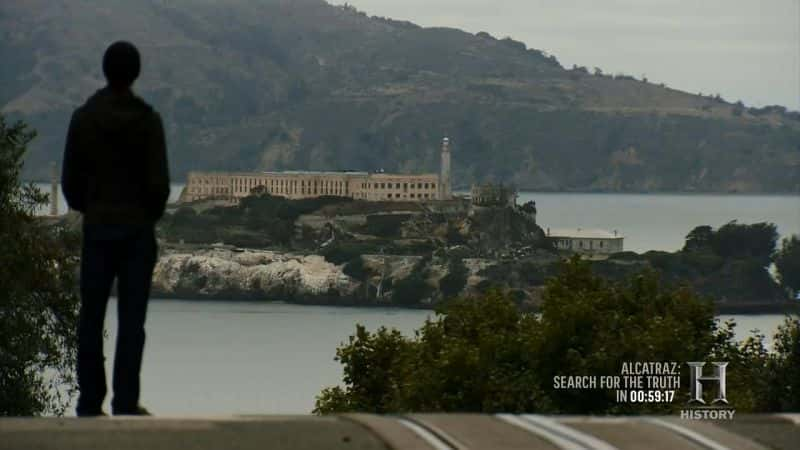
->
xmin=334 ymin=0 xmax=800 ymax=110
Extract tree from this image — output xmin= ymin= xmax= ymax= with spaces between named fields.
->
xmin=683 ymin=225 xmax=713 ymax=252
xmin=775 ymin=235 xmax=800 ymax=295
xmin=314 ymin=290 xmax=549 ymax=414
xmin=439 ymin=258 xmax=468 ymax=299
xmin=710 ymin=221 xmax=777 ymax=265
xmin=732 ymin=100 xmax=745 ymax=117
xmin=767 ymin=316 xmax=800 ymax=410
xmin=391 ymin=258 xmax=432 ymax=306
xmin=0 ymin=115 xmax=81 ymax=416
xmin=534 ymin=258 xmax=718 ymax=414
xmin=314 ymin=257 xmax=774 ymax=415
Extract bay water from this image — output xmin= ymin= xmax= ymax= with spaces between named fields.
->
xmin=90 ymin=299 xmax=787 ymax=416
xmin=31 ymin=183 xmax=799 ymax=414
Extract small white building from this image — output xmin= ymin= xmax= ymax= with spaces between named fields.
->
xmin=547 ymin=228 xmax=624 ymax=255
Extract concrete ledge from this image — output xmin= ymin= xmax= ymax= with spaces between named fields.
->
xmin=2 ymin=414 xmax=799 ymax=450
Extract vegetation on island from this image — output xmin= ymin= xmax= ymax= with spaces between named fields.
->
xmin=315 ymin=258 xmax=800 ymax=415
xmin=595 ymin=222 xmax=790 ymax=307
xmin=0 ymin=115 xmax=81 ymax=416
xmin=160 ymin=191 xmax=352 ymax=248
xmin=6 ymin=0 xmax=800 ymax=192
xmin=163 ymin=190 xmax=798 ymax=310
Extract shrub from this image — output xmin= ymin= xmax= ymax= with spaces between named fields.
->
xmin=315 ymin=258 xmax=786 ymax=415
xmin=439 ymin=258 xmax=468 ymax=299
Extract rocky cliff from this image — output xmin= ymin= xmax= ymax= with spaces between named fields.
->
xmin=151 ymin=248 xmax=359 ymax=303
xmin=150 ymin=246 xmax=497 ymax=306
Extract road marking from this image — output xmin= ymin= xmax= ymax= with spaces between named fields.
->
xmin=642 ymin=418 xmax=731 ymax=450
xmin=497 ymin=414 xmax=618 ymax=450
xmin=403 ymin=417 xmax=469 ymax=450
xmin=397 ymin=417 xmax=456 ymax=450
xmin=521 ymin=415 xmax=619 ymax=450
xmin=776 ymin=414 xmax=800 ymax=425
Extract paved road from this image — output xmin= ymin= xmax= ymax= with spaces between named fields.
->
xmin=2 ymin=414 xmax=799 ymax=450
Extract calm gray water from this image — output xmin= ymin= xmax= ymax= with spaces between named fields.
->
xmin=78 ymin=299 xmax=787 ymax=416
xmin=86 ymin=299 xmax=431 ymax=416
xmin=515 ymin=192 xmax=800 ymax=252
xmin=33 ymin=182 xmax=185 ymax=216
xmin=34 ymin=183 xmax=798 ymax=414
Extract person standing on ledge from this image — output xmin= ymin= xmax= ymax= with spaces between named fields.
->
xmin=62 ymin=41 xmax=170 ymax=417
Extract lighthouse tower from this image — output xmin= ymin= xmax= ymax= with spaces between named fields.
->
xmin=439 ymin=137 xmax=451 ymax=200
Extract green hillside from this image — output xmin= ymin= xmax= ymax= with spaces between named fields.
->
xmin=2 ymin=0 xmax=799 ymax=192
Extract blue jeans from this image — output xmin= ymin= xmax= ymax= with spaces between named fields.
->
xmin=76 ymin=224 xmax=157 ymax=415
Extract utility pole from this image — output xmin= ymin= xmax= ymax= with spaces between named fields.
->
xmin=50 ymin=161 xmax=59 ymax=216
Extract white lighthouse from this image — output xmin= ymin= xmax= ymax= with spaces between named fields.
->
xmin=439 ymin=137 xmax=451 ymax=200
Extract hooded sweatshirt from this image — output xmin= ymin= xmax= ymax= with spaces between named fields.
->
xmin=62 ymin=87 xmax=170 ymax=225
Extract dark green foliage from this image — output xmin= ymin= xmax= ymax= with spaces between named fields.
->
xmin=342 ymin=256 xmax=368 ymax=280
xmin=535 ymin=258 xmax=718 ymax=414
xmin=709 ymin=315 xmax=800 ymax=412
xmin=445 ymin=225 xmax=466 ymax=245
xmin=640 ymin=222 xmax=785 ymax=303
xmin=473 ymin=221 xmax=786 ymax=305
xmin=316 ymin=257 xmax=800 ymax=414
xmin=1 ymin=115 xmax=81 ymax=416
xmin=161 ymin=193 xmax=352 ymax=247
xmin=438 ymin=258 xmax=469 ymax=299
xmin=322 ymin=243 xmax=382 ymax=265
xmin=391 ymin=258 xmax=433 ymax=306
xmin=695 ymin=259 xmax=782 ymax=302
xmin=775 ymin=235 xmax=800 ymax=294
xmin=313 ymin=325 xmax=414 ymax=414
xmin=477 ymin=259 xmax=556 ymax=289
xmin=767 ymin=316 xmax=800 ymax=410
xmin=363 ymin=214 xmax=410 ymax=238
xmin=607 ymin=251 xmax=643 ymax=261
xmin=678 ymin=251 xmax=725 ymax=275
xmin=710 ymin=221 xmax=778 ymax=265
xmin=315 ymin=290 xmax=549 ymax=414
xmin=684 ymin=225 xmax=714 ymax=252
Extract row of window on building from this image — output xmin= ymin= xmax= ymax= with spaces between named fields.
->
xmin=190 ymin=178 xmax=349 ymax=196
xmin=556 ymin=239 xmax=607 ymax=249
xmin=353 ymin=192 xmax=435 ymax=200
xmin=360 ymin=182 xmax=436 ymax=190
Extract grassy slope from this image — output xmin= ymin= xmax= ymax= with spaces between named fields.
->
xmin=2 ymin=0 xmax=799 ymax=191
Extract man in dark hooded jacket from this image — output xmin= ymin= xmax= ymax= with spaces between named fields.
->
xmin=62 ymin=41 xmax=169 ymax=416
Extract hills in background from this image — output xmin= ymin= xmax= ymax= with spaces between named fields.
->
xmin=2 ymin=0 xmax=799 ymax=192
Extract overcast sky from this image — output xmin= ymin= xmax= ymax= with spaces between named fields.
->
xmin=334 ymin=0 xmax=800 ymax=110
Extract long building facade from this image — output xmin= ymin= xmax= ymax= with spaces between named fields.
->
xmin=179 ymin=138 xmax=452 ymax=203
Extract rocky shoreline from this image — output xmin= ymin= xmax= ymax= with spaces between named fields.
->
xmin=151 ymin=247 xmax=359 ymax=303
xmin=151 ymin=247 xmax=800 ymax=315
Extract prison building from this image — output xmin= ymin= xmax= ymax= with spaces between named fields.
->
xmin=180 ymin=138 xmax=452 ymax=203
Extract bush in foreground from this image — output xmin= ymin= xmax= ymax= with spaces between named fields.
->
xmin=315 ymin=257 xmax=800 ymax=414
xmin=1 ymin=116 xmax=81 ymax=416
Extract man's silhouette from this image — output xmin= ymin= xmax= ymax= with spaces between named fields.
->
xmin=62 ymin=41 xmax=170 ymax=416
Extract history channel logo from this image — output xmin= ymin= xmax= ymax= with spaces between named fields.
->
xmin=552 ymin=360 xmax=736 ymax=420
xmin=680 ymin=361 xmax=736 ymax=420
